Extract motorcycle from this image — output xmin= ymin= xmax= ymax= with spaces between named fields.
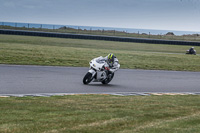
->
xmin=186 ymin=50 xmax=196 ymax=55
xmin=83 ymin=56 xmax=118 ymax=85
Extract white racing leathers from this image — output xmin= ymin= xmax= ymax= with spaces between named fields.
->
xmin=104 ymin=56 xmax=120 ymax=73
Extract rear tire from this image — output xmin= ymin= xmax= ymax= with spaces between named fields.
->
xmin=101 ymin=73 xmax=114 ymax=84
xmin=83 ymin=72 xmax=93 ymax=85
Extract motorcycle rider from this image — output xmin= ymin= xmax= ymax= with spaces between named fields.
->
xmin=104 ymin=53 xmax=120 ymax=78
xmin=189 ymin=47 xmax=195 ymax=54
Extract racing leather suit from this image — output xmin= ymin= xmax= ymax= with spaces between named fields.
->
xmin=104 ymin=56 xmax=120 ymax=73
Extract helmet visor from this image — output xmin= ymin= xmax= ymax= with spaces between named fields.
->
xmin=108 ymin=58 xmax=113 ymax=63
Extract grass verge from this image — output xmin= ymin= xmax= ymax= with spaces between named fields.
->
xmin=0 ymin=34 xmax=200 ymax=71
xmin=0 ymin=95 xmax=200 ymax=133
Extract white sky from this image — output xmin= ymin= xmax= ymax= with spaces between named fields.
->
xmin=0 ymin=0 xmax=200 ymax=32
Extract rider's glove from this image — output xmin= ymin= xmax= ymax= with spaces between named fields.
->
xmin=105 ymin=67 xmax=110 ymax=71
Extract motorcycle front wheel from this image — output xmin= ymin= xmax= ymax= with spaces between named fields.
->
xmin=83 ymin=72 xmax=93 ymax=85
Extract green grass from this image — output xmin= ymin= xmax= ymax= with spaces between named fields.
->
xmin=0 ymin=95 xmax=200 ymax=133
xmin=0 ymin=34 xmax=200 ymax=71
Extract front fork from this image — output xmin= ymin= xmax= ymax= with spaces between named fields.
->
xmin=88 ymin=69 xmax=96 ymax=80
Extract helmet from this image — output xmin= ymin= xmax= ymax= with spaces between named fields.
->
xmin=107 ymin=53 xmax=115 ymax=63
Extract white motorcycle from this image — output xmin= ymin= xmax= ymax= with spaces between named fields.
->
xmin=83 ymin=56 xmax=117 ymax=85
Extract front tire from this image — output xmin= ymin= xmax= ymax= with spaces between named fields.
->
xmin=83 ymin=72 xmax=93 ymax=85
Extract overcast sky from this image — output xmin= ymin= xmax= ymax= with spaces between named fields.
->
xmin=1 ymin=0 xmax=200 ymax=32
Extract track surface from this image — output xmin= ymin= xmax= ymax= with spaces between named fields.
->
xmin=0 ymin=64 xmax=200 ymax=95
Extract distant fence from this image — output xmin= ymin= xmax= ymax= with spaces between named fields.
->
xmin=0 ymin=29 xmax=200 ymax=46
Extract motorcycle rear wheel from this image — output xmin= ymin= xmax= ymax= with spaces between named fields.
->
xmin=83 ymin=72 xmax=93 ymax=84
xmin=101 ymin=73 xmax=114 ymax=84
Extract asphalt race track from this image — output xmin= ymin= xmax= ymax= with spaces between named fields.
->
xmin=0 ymin=64 xmax=200 ymax=96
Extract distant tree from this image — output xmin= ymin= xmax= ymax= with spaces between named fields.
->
xmin=193 ymin=34 xmax=199 ymax=36
xmin=59 ymin=26 xmax=67 ymax=29
xmin=166 ymin=32 xmax=175 ymax=35
xmin=141 ymin=33 xmax=148 ymax=35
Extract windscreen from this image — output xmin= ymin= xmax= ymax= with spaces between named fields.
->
xmin=96 ymin=58 xmax=106 ymax=64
